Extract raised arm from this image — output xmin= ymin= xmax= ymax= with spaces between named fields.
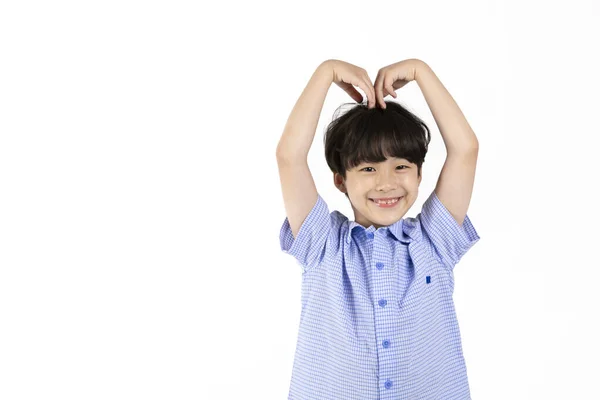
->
xmin=276 ymin=61 xmax=334 ymax=161
xmin=276 ymin=59 xmax=376 ymax=160
xmin=275 ymin=61 xmax=333 ymax=238
xmin=276 ymin=61 xmax=376 ymax=237
xmin=414 ymin=61 xmax=479 ymax=226
xmin=373 ymin=59 xmax=480 ymax=226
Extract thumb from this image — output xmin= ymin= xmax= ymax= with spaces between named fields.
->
xmin=336 ymin=81 xmax=363 ymax=103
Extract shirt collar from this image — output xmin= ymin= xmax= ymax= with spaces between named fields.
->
xmin=345 ymin=216 xmax=422 ymax=244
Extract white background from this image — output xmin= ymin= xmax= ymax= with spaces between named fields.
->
xmin=1 ymin=1 xmax=599 ymax=399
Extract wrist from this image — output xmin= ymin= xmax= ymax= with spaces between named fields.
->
xmin=317 ymin=60 xmax=335 ymax=82
xmin=414 ymin=59 xmax=431 ymax=82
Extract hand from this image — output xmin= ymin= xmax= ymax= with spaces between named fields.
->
xmin=374 ymin=58 xmax=424 ymax=109
xmin=327 ymin=59 xmax=377 ymax=109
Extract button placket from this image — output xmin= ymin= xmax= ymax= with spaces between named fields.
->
xmin=377 ymin=285 xmax=392 ymax=389
xmin=372 ymin=231 xmax=394 ymax=392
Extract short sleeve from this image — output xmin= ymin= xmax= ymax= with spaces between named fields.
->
xmin=279 ymin=193 xmax=337 ymax=274
xmin=418 ymin=190 xmax=480 ymax=270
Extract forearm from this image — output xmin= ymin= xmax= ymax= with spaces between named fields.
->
xmin=415 ymin=61 xmax=479 ymax=155
xmin=276 ymin=61 xmax=334 ymax=162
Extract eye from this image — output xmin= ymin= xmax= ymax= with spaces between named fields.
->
xmin=360 ymin=166 xmax=408 ymax=172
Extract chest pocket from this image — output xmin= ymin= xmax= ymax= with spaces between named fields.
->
xmin=397 ymin=258 xmax=448 ymax=312
xmin=418 ymin=271 xmax=440 ymax=310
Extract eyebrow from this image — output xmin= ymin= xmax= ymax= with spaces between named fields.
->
xmin=363 ymin=158 xmax=409 ymax=164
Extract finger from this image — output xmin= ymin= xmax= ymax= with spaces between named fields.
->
xmin=355 ymin=79 xmax=370 ymax=106
xmin=359 ymin=69 xmax=375 ymax=108
xmin=374 ymin=72 xmax=386 ymax=109
xmin=337 ymin=81 xmax=363 ymax=103
xmin=393 ymin=80 xmax=410 ymax=91
xmin=385 ymin=84 xmax=397 ymax=99
xmin=372 ymin=71 xmax=380 ymax=107
xmin=367 ymin=75 xmax=376 ymax=109
xmin=349 ymin=87 xmax=364 ymax=104
xmin=360 ymin=75 xmax=375 ymax=109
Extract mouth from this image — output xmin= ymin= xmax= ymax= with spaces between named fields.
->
xmin=369 ymin=196 xmax=403 ymax=208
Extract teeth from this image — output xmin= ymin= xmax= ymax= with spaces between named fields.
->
xmin=374 ymin=197 xmax=400 ymax=205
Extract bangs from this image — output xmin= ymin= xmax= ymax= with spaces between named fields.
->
xmin=323 ymin=101 xmax=430 ymax=176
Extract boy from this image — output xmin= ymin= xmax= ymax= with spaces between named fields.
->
xmin=276 ymin=58 xmax=480 ymax=399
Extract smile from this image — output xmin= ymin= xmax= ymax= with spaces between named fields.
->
xmin=370 ymin=197 xmax=403 ymax=208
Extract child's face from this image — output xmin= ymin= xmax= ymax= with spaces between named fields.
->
xmin=334 ymin=157 xmax=422 ymax=229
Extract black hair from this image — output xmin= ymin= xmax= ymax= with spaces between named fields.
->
xmin=323 ymin=100 xmax=431 ymax=197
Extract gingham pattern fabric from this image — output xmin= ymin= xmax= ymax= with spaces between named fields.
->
xmin=279 ymin=190 xmax=481 ymax=400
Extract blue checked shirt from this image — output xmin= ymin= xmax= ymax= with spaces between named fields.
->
xmin=279 ymin=190 xmax=481 ymax=400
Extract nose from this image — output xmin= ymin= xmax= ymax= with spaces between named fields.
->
xmin=375 ymin=171 xmax=397 ymax=191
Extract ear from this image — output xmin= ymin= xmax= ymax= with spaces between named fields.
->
xmin=333 ymin=172 xmax=346 ymax=193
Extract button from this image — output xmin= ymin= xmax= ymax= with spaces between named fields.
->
xmin=378 ymin=299 xmax=387 ymax=307
xmin=367 ymin=232 xmax=374 ymax=239
xmin=382 ymin=340 xmax=390 ymax=348
xmin=376 ymin=262 xmax=384 ymax=270
xmin=385 ymin=379 xmax=393 ymax=389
